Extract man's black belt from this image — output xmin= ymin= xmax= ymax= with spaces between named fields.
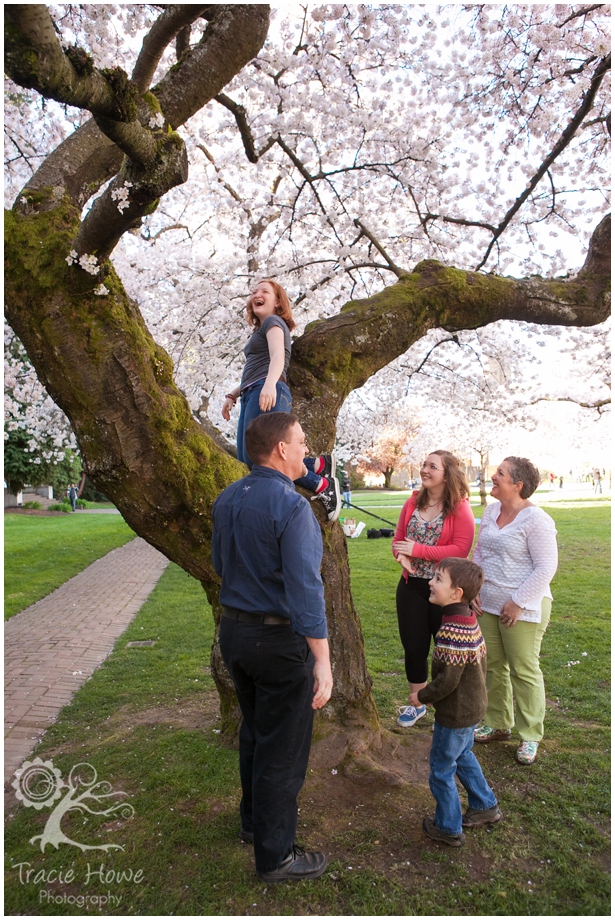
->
xmin=222 ymin=606 xmax=290 ymax=626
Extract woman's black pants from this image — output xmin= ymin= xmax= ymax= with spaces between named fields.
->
xmin=396 ymin=575 xmax=444 ymax=684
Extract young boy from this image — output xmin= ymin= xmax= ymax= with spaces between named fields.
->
xmin=409 ymin=557 xmax=502 ymax=847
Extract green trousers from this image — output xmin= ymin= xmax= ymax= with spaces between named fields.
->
xmin=480 ymin=597 xmax=551 ymax=742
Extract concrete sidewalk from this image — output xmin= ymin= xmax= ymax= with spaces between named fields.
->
xmin=4 ymin=537 xmax=169 ymax=784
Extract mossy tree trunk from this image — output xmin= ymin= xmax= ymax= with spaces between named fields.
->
xmin=4 ymin=6 xmax=611 ymax=758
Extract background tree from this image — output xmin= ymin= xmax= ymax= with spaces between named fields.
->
xmin=4 ymin=5 xmax=610 ymax=763
xmin=357 ymin=430 xmax=408 ymax=489
xmin=5 ymin=333 xmax=81 ymax=494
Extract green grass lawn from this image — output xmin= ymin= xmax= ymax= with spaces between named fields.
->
xmin=4 ymin=505 xmax=610 ymax=915
xmin=4 ymin=514 xmax=135 ymax=619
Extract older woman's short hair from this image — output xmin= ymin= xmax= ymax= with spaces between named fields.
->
xmin=504 ymin=456 xmax=541 ymax=499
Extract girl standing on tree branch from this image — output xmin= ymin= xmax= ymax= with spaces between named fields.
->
xmin=222 ymin=279 xmax=340 ymax=521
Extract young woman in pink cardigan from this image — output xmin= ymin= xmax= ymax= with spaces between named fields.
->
xmin=392 ymin=451 xmax=476 ymax=728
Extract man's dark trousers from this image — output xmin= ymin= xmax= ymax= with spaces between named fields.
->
xmin=220 ymin=617 xmax=316 ymax=873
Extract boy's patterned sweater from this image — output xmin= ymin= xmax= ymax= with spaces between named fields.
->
xmin=417 ymin=602 xmax=488 ymax=728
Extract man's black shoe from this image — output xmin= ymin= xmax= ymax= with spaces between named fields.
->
xmin=256 ymin=845 xmax=327 ymax=883
xmin=240 ymin=826 xmax=254 ymax=843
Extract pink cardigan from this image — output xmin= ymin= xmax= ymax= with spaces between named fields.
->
xmin=392 ymin=492 xmax=476 ymax=578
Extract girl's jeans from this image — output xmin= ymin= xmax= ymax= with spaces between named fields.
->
xmin=236 ymin=379 xmax=321 ymax=491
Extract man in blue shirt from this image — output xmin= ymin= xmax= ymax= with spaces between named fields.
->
xmin=212 ymin=411 xmax=333 ymax=883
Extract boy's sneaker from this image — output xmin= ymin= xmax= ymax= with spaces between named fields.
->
xmin=240 ymin=826 xmax=254 ymax=843
xmin=397 ymin=704 xmax=426 ymax=727
xmin=312 ymin=476 xmax=341 ymax=521
xmin=422 ymin=816 xmax=465 ymax=848
xmin=462 ymin=805 xmax=503 ymax=828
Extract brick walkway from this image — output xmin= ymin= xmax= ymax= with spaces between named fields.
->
xmin=4 ymin=537 xmax=169 ymax=784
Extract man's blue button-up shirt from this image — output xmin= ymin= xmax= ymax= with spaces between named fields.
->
xmin=211 ymin=465 xmax=327 ymax=639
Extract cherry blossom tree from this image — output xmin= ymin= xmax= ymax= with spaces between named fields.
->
xmin=357 ymin=430 xmax=408 ymax=489
xmin=4 ymin=4 xmax=610 ymax=761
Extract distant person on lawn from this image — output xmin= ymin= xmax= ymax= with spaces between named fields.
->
xmin=212 ymin=411 xmax=332 ymax=883
xmin=341 ymin=472 xmax=352 ymax=509
xmin=411 ymin=557 xmax=502 ymax=848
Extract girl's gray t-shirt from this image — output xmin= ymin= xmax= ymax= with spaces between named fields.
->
xmin=240 ymin=315 xmax=291 ymax=391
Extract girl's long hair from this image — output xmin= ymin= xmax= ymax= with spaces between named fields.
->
xmin=415 ymin=450 xmax=470 ymax=518
xmin=246 ymin=279 xmax=296 ymax=331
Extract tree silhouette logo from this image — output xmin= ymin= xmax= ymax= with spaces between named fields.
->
xmin=12 ymin=757 xmax=134 ymax=852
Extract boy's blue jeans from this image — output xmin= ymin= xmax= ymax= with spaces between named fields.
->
xmin=429 ymin=721 xmax=497 ymax=837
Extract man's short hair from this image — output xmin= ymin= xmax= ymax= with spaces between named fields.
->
xmin=436 ymin=557 xmax=485 ymax=603
xmin=245 ymin=412 xmax=299 ymax=464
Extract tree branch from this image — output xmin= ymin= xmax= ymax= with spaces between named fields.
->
xmin=141 ymin=223 xmax=191 ymax=242
xmin=154 ymin=5 xmax=270 ymax=130
xmin=14 ymin=5 xmax=270 ymax=213
xmin=526 ymin=395 xmax=610 ymax=413
xmin=215 ymin=92 xmax=259 ymax=163
xmin=353 ymin=219 xmax=404 ymax=277
xmin=4 ymin=4 xmax=162 ymax=165
xmin=475 ymin=52 xmax=611 ymax=270
xmin=73 ymin=133 xmax=189 ymax=262
xmin=5 ymin=5 xmax=134 ymax=120
xmin=557 ymin=5 xmax=604 ymax=27
xmin=289 ymin=215 xmax=611 ymax=449
xmin=132 ymin=5 xmax=213 ymax=92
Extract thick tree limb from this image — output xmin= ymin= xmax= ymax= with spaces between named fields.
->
xmin=5 ymin=4 xmax=160 ymax=165
xmin=154 ymin=5 xmax=270 ymax=130
xmin=5 ymin=5 xmax=135 ymax=120
xmin=5 ymin=3 xmax=173 ymax=168
xmin=20 ymin=118 xmax=123 ymax=209
xmin=73 ymin=134 xmax=189 ymax=261
xmin=289 ymin=215 xmax=611 ymax=448
xmin=132 ymin=5 xmax=213 ymax=92
xmin=15 ymin=5 xmax=270 ymax=215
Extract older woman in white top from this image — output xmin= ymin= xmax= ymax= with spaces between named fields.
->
xmin=472 ymin=457 xmax=558 ymax=765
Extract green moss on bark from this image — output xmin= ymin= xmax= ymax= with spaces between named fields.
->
xmin=6 ymin=198 xmax=244 ymax=533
